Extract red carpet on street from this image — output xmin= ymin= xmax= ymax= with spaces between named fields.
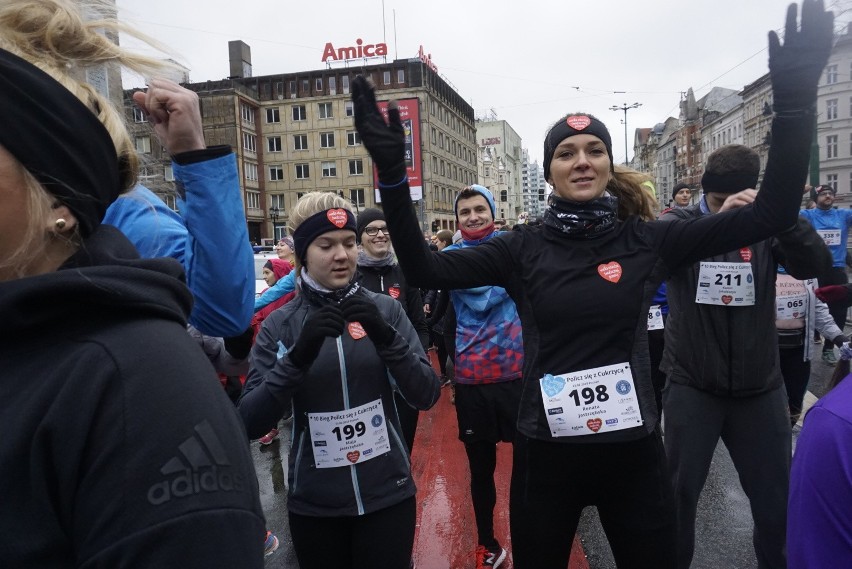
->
xmin=411 ymin=353 xmax=589 ymax=568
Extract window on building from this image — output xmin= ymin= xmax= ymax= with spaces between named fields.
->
xmin=349 ymin=159 xmax=364 ymax=175
xmin=296 ymin=192 xmax=306 ymax=199
xmin=162 ymin=193 xmax=177 ymax=210
xmin=827 ymin=64 xmax=838 ymax=85
xmin=439 ymin=133 xmax=444 ymax=148
xmin=320 ymin=132 xmax=335 ymax=148
xmin=321 ymin=161 xmax=337 ymax=177
xmin=295 ymin=163 xmax=310 ymax=179
xmin=270 ymin=194 xmax=285 ymax=210
xmin=383 ymin=71 xmax=391 ymax=85
xmin=300 ymin=79 xmax=309 ymax=93
xmin=315 ymin=77 xmax=323 ymax=92
xmin=827 ymin=173 xmax=838 ymax=191
xmin=318 ymin=102 xmax=333 ymax=119
xmin=244 ymin=162 xmax=258 ymax=181
xmin=432 ymin=156 xmax=438 ymax=173
xmin=242 ymin=133 xmax=257 ymax=153
xmin=266 ymin=108 xmax=280 ymax=123
xmin=294 ymin=134 xmax=308 ymax=151
xmin=267 ymin=136 xmax=282 ymax=152
xmin=342 ymin=75 xmax=350 ymax=95
xmin=292 ymin=105 xmax=306 ymax=121
xmin=500 ymin=190 xmax=508 ymax=202
xmin=441 ymin=161 xmax=446 ymax=176
xmin=827 ymin=134 xmax=839 ymax=158
xmin=132 ymin=106 xmax=146 ymax=123
xmin=164 ymin=165 xmax=174 ymax=182
xmin=347 ymin=131 xmax=361 ymax=146
xmin=431 ymin=128 xmax=437 ymax=144
xmin=397 ymin=69 xmax=405 ymax=84
xmin=269 ymin=164 xmax=284 ymax=181
xmin=827 ymin=98 xmax=838 ymax=120
xmin=329 ymin=77 xmax=337 ymax=95
xmin=134 ymin=136 xmax=151 ymax=154
xmin=288 ymin=80 xmax=296 ymax=97
xmin=349 ymin=188 xmax=365 ymax=208
xmin=246 ymin=190 xmax=260 ymax=210
xmin=484 ymin=166 xmax=490 ymax=177
xmin=345 ymin=101 xmax=354 ymax=117
xmin=240 ymin=102 xmax=254 ymax=123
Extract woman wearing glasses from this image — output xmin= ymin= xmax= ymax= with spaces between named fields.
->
xmin=356 ymin=208 xmax=430 ymax=454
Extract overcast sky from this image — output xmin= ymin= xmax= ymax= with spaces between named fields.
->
xmin=116 ymin=0 xmax=852 ymax=166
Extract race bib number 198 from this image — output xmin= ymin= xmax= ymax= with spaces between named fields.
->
xmin=539 ymin=363 xmax=643 ymax=437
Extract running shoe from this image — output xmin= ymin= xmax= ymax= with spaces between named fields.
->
xmin=259 ymin=428 xmax=279 ymax=445
xmin=475 ymin=544 xmax=506 ymax=568
xmin=264 ymin=531 xmax=279 ymax=557
xmin=823 ymin=350 xmax=838 ymax=365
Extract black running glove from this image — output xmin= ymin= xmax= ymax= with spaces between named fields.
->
xmin=833 ymin=334 xmax=849 ymax=348
xmin=341 ymin=295 xmax=396 ymax=346
xmin=288 ymin=305 xmax=345 ymax=368
xmin=223 ymin=326 xmax=254 ymax=360
xmin=768 ymin=0 xmax=834 ymax=114
xmin=351 ymin=75 xmax=408 ymax=185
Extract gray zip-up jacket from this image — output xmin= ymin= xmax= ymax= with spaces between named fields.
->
xmin=661 ymin=212 xmax=831 ymax=396
xmin=239 ymin=288 xmax=439 ymax=517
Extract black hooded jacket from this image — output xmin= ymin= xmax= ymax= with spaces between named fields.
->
xmin=0 ymin=226 xmax=265 ymax=569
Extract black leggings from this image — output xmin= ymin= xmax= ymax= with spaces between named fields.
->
xmin=288 ymin=497 xmax=416 ymax=569
xmin=510 ymin=433 xmax=676 ymax=569
xmin=822 ymin=267 xmax=848 ymax=351
xmin=464 ymin=440 xmax=500 ymax=548
xmin=779 ymin=343 xmax=811 ymax=424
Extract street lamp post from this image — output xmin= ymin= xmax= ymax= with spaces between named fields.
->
xmin=610 ymin=102 xmax=642 ymax=166
xmin=269 ymin=206 xmax=280 ymax=241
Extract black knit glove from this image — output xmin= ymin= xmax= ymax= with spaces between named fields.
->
xmin=833 ymin=334 xmax=849 ymax=348
xmin=288 ymin=305 xmax=345 ymax=368
xmin=352 ymin=75 xmax=407 ymax=185
xmin=768 ymin=0 xmax=834 ymax=114
xmin=223 ymin=326 xmax=254 ymax=360
xmin=341 ymin=295 xmax=395 ymax=346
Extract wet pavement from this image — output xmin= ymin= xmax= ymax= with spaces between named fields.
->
xmin=256 ymin=349 xmax=839 ymax=568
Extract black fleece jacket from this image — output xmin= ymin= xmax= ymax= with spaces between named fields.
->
xmin=0 ymin=226 xmax=264 ymax=569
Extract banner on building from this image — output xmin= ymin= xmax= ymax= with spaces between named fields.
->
xmin=373 ymin=98 xmax=423 ymax=202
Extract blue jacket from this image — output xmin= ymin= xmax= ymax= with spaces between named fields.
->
xmin=799 ymin=207 xmax=852 ymax=268
xmin=104 ymin=153 xmax=253 ymax=336
xmin=444 ymin=233 xmax=523 ymax=384
xmin=255 ymin=270 xmax=296 ymax=311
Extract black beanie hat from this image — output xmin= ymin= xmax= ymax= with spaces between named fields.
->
xmin=810 ymin=184 xmax=836 ymax=202
xmin=543 ymin=114 xmax=614 ymax=181
xmin=700 ymin=145 xmax=760 ymax=194
xmin=672 ymin=183 xmax=690 ymax=200
xmin=356 ymin=208 xmax=385 ymax=243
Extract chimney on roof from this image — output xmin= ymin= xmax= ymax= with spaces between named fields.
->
xmin=228 ymin=40 xmax=252 ymax=79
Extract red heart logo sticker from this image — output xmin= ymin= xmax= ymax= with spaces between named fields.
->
xmin=739 ymin=248 xmax=752 ymax=262
xmin=388 ymin=286 xmax=400 ymax=299
xmin=346 ymin=451 xmax=360 ymax=463
xmin=586 ymin=418 xmax=602 ymax=432
xmin=348 ymin=322 xmax=367 ymax=340
xmin=721 ymin=295 xmax=733 ymax=305
xmin=567 ymin=115 xmax=592 ymax=130
xmin=597 ymin=262 xmax=622 ymax=283
xmin=327 ymin=209 xmax=348 ymax=228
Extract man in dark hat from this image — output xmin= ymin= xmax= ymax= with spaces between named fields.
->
xmin=672 ymin=183 xmax=692 ymax=208
xmin=660 ymin=144 xmax=831 ymax=569
xmin=800 ymin=183 xmax=852 ymax=364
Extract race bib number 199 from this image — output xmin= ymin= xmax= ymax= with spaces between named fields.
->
xmin=308 ymin=399 xmax=391 ymax=469
xmin=539 ymin=363 xmax=643 ymax=437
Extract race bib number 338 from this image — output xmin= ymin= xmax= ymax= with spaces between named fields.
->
xmin=539 ymin=363 xmax=643 ymax=437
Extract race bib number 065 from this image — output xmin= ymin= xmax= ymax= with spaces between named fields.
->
xmin=539 ymin=363 xmax=643 ymax=437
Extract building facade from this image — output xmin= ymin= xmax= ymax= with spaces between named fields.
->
xmin=125 ymin=40 xmax=477 ymax=243
xmin=476 ymin=118 xmax=524 ymax=223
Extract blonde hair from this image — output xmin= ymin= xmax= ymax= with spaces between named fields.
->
xmin=609 ymin=165 xmax=659 ymax=222
xmin=287 ymin=192 xmax=354 ymax=275
xmin=0 ymin=0 xmax=177 ymax=275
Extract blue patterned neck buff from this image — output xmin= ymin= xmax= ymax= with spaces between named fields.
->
xmin=542 ymin=193 xmax=619 ymax=239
